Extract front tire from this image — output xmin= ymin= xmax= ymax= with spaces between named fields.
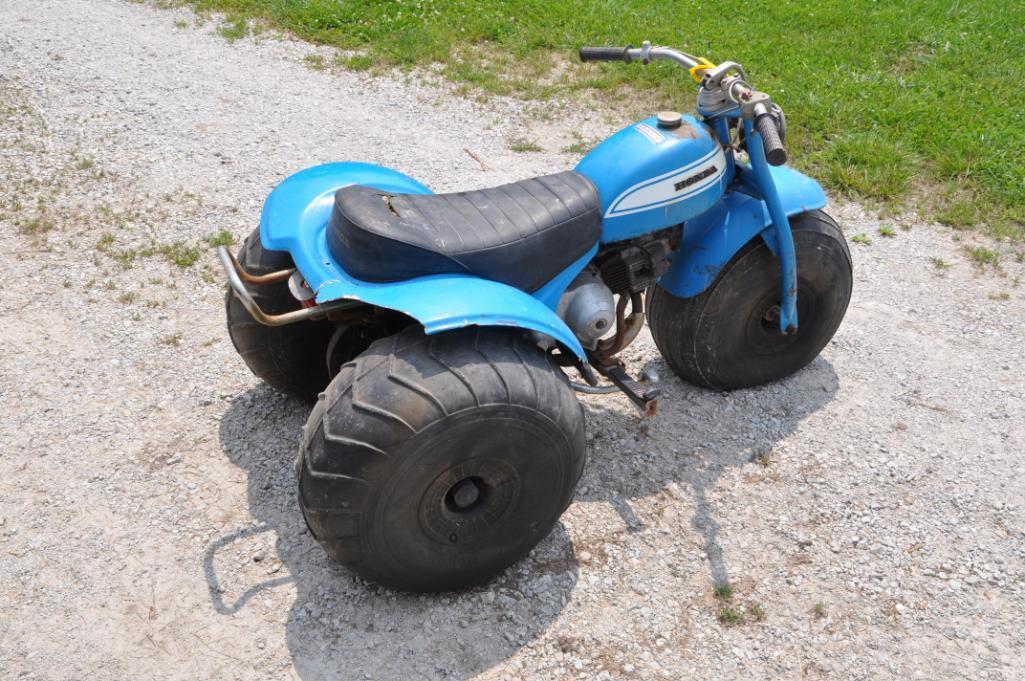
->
xmin=297 ymin=326 xmax=586 ymax=592
xmin=648 ymin=209 xmax=852 ymax=390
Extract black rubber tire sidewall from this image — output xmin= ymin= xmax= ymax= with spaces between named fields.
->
xmin=368 ymin=404 xmax=578 ymax=590
xmin=648 ymin=210 xmax=853 ymax=390
xmin=297 ymin=326 xmax=586 ymax=592
xmin=225 ymin=228 xmax=335 ymax=401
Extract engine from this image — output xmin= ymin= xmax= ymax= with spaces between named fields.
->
xmin=556 ymin=269 xmax=615 ymax=350
xmin=595 ymin=227 xmax=680 ymax=295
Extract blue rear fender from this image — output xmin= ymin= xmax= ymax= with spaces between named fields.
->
xmin=657 ymin=164 xmax=828 ymax=298
xmin=259 ymin=162 xmax=590 ymax=360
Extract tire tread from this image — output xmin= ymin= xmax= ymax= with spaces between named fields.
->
xmin=297 ymin=326 xmax=585 ymax=590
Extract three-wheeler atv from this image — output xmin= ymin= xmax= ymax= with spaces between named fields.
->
xmin=220 ymin=42 xmax=853 ymax=592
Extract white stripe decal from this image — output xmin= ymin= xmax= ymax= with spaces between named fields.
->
xmin=605 ymin=146 xmax=727 ymax=218
xmin=633 ymin=123 xmax=665 ymax=144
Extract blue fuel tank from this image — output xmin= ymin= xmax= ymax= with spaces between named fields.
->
xmin=575 ymin=113 xmax=729 ymax=243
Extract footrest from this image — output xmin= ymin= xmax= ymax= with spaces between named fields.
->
xmin=593 ymin=361 xmax=660 ymax=417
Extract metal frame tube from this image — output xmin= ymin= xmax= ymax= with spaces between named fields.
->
xmin=743 ymin=120 xmax=799 ymax=334
xmin=217 ymin=246 xmax=360 ymax=327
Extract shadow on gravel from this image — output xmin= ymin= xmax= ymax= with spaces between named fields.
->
xmin=576 ymin=354 xmax=839 ymax=588
xmin=209 ymin=355 xmax=835 ymax=678
xmin=213 ymin=385 xmax=577 ymax=681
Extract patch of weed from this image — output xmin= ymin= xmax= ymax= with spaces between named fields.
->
xmin=158 ymin=331 xmax=183 ymax=346
xmin=966 ymin=245 xmax=1000 ymax=267
xmin=717 ymin=606 xmax=745 ymax=627
xmin=96 ymin=233 xmax=116 ymax=250
xmin=218 ymin=17 xmax=248 ymax=42
xmin=713 ymin=583 xmax=734 ymax=602
xmin=161 ymin=241 xmax=201 ymax=268
xmin=18 ymin=216 xmax=52 ymax=235
xmin=338 ymin=53 xmax=374 ymax=71
xmin=509 ymin=138 xmax=543 ymax=153
xmin=204 ymin=229 xmax=236 ymax=247
xmin=304 ymin=53 xmax=327 ymax=70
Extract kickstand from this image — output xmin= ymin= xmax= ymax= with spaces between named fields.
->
xmin=593 ymin=359 xmax=660 ymax=417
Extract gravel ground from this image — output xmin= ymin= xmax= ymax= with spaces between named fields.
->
xmin=2 ymin=1 xmax=1024 ymax=680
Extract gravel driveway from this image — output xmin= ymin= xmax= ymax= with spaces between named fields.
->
xmin=2 ymin=1 xmax=1024 ymax=679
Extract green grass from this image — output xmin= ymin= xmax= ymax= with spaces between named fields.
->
xmin=160 ymin=241 xmax=202 ymax=268
xmin=967 ymin=245 xmax=1000 ymax=267
xmin=304 ymin=53 xmax=327 ymax=70
xmin=508 ymin=138 xmax=543 ymax=153
xmin=713 ymin=582 xmax=734 ymax=602
xmin=204 ymin=229 xmax=236 ymax=247
xmin=182 ymin=0 xmax=1024 ymax=237
xmin=717 ymin=606 xmax=745 ymax=627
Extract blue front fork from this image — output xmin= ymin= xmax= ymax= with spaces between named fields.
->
xmin=743 ymin=118 xmax=798 ymax=334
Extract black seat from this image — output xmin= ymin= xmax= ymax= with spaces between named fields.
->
xmin=326 ymin=171 xmax=601 ymax=292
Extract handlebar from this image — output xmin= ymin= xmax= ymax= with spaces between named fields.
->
xmin=582 ymin=41 xmax=787 ymax=165
xmin=579 ymin=42 xmax=702 ymax=70
xmin=578 ymin=46 xmax=634 ymax=62
xmin=755 ymin=113 xmax=787 ymax=166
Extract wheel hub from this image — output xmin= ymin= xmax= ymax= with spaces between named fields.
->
xmin=446 ymin=477 xmax=483 ymax=511
xmin=420 ymin=459 xmax=520 ymax=545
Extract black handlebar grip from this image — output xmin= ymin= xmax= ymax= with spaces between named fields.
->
xmin=755 ymin=113 xmax=787 ymax=166
xmin=579 ymin=46 xmax=632 ymax=62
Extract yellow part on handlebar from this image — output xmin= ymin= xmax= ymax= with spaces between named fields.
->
xmin=688 ymin=57 xmax=716 ymax=83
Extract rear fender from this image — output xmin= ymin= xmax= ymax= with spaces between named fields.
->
xmin=260 ymin=162 xmax=589 ymax=360
xmin=657 ymin=165 xmax=827 ymax=297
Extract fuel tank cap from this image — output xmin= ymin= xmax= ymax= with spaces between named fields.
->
xmin=656 ymin=111 xmax=683 ymax=129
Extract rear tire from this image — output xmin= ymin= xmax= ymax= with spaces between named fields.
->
xmin=647 ymin=209 xmax=852 ymax=390
xmin=225 ymin=228 xmax=335 ymax=401
xmin=297 ymin=326 xmax=586 ymax=592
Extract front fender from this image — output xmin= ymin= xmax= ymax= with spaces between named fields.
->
xmin=657 ymin=165 xmax=827 ymax=298
xmin=259 ymin=162 xmax=588 ymax=360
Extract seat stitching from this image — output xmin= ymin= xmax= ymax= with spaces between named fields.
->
xmin=547 ymin=172 xmax=591 ymax=207
xmin=450 ymin=191 xmax=501 ymax=247
xmin=464 ymin=190 xmax=507 ymax=244
xmin=482 ymin=188 xmax=519 ymax=241
xmin=536 ymin=175 xmax=578 ymax=219
xmin=520 ymin=178 xmax=559 ymax=230
xmin=433 ymin=194 xmax=469 ymax=249
xmin=494 ymin=183 xmax=541 ymax=235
